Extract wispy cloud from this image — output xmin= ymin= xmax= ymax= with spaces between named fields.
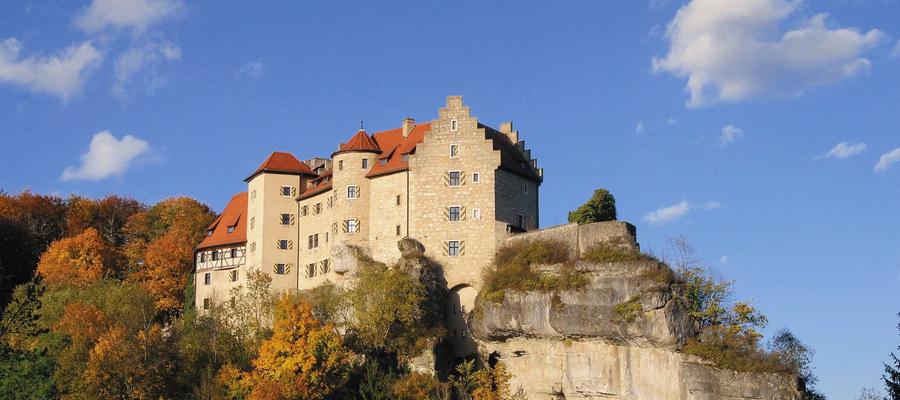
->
xmin=817 ymin=141 xmax=867 ymax=160
xmin=74 ymin=0 xmax=183 ymax=34
xmin=874 ymin=148 xmax=900 ymax=172
xmin=644 ymin=200 xmax=720 ymax=224
xmin=62 ymin=130 xmax=149 ymax=181
xmin=236 ymin=61 xmax=265 ymax=79
xmin=635 ymin=121 xmax=645 ymax=135
xmin=653 ymin=0 xmax=883 ymax=107
xmin=891 ymin=40 xmax=900 ymax=59
xmin=720 ymin=125 xmax=743 ymax=146
xmin=0 ymin=39 xmax=103 ymax=102
xmin=719 ymin=256 xmax=729 ymax=263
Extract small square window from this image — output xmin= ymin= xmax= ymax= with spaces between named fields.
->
xmin=227 ymin=225 xmax=235 ymax=233
xmin=277 ymin=240 xmax=289 ymax=249
xmin=281 ymin=213 xmax=292 ymax=224
xmin=402 ymin=154 xmax=409 ymax=161
xmin=448 ymin=206 xmax=461 ymax=222
xmin=346 ymin=219 xmax=359 ymax=233
xmin=274 ymin=264 xmax=287 ymax=275
xmin=472 ymin=172 xmax=480 ymax=183
xmin=448 ymin=240 xmax=461 ymax=257
xmin=280 ymin=186 xmax=293 ymax=197
xmin=448 ymin=171 xmax=461 ymax=186
xmin=473 ymin=208 xmax=481 ymax=220
xmin=347 ymin=185 xmax=359 ymax=199
xmin=380 ymin=158 xmax=388 ymax=166
xmin=362 ymin=158 xmax=369 ymax=169
xmin=450 ymin=144 xmax=459 ymax=158
xmin=204 ymin=273 xmax=211 ymax=285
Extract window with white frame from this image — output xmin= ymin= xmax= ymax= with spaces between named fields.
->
xmin=281 ymin=213 xmax=293 ymax=224
xmin=450 ymin=119 xmax=458 ymax=131
xmin=277 ymin=240 xmax=290 ymax=249
xmin=448 ymin=171 xmax=461 ymax=187
xmin=280 ymin=186 xmax=294 ymax=197
xmin=448 ymin=206 xmax=461 ymax=222
xmin=473 ymin=208 xmax=481 ymax=220
xmin=472 ymin=172 xmax=480 ymax=183
xmin=347 ymin=185 xmax=359 ymax=199
xmin=345 ymin=219 xmax=359 ymax=233
xmin=447 ymin=240 xmax=461 ymax=257
xmin=450 ymin=144 xmax=459 ymax=158
xmin=274 ymin=264 xmax=288 ymax=275
xmin=308 ymin=234 xmax=319 ymax=249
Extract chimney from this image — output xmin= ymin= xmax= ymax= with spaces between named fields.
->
xmin=402 ymin=117 xmax=415 ymax=137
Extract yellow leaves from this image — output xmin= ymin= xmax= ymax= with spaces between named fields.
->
xmin=53 ymin=301 xmax=108 ymax=342
xmin=82 ymin=324 xmax=174 ymax=400
xmin=37 ymin=228 xmax=118 ymax=287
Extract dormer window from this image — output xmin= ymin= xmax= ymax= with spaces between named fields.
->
xmin=402 ymin=154 xmax=409 ymax=161
xmin=227 ymin=225 xmax=235 ymax=234
xmin=206 ymin=230 xmax=213 ymax=236
xmin=380 ymin=158 xmax=388 ymax=166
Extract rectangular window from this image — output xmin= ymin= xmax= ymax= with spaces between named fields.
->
xmin=229 ymin=270 xmax=238 ymax=282
xmin=517 ymin=214 xmax=527 ymax=229
xmin=300 ymin=206 xmax=308 ymax=216
xmin=320 ymin=259 xmax=330 ymax=274
xmin=473 ymin=208 xmax=481 ymax=220
xmin=338 ymin=160 xmax=344 ymax=170
xmin=204 ymin=273 xmax=211 ymax=285
xmin=314 ymin=203 xmax=321 ymax=214
xmin=227 ymin=225 xmax=235 ymax=233
xmin=396 ymin=195 xmax=401 ymax=206
xmin=396 ymin=225 xmax=401 ymax=236
xmin=230 ymin=248 xmax=237 ymax=258
xmin=203 ymin=298 xmax=211 ymax=310
xmin=379 ymin=158 xmax=387 ymax=166
xmin=250 ymin=242 xmax=256 ymax=252
xmin=361 ymin=158 xmax=368 ymax=169
xmin=250 ymin=217 xmax=255 ymax=230
xmin=347 ymin=185 xmax=359 ymax=199
xmin=472 ymin=172 xmax=480 ymax=183
xmin=281 ymin=213 xmax=292 ymax=224
xmin=308 ymin=234 xmax=319 ymax=249
xmin=402 ymin=154 xmax=409 ymax=161
xmin=280 ymin=186 xmax=293 ymax=197
xmin=211 ymin=251 xmax=218 ymax=261
xmin=306 ymin=263 xmax=316 ymax=278
xmin=448 ymin=240 xmax=461 ymax=257
xmin=325 ymin=232 xmax=329 ymax=243
xmin=332 ymin=222 xmax=338 ymax=235
xmin=346 ymin=219 xmax=358 ymax=233
xmin=274 ymin=264 xmax=287 ymax=275
xmin=251 ymin=190 xmax=256 ymax=201
xmin=199 ymin=253 xmax=205 ymax=263
xmin=277 ymin=240 xmax=289 ymax=250
xmin=450 ymin=144 xmax=459 ymax=158
xmin=523 ymin=183 xmax=528 ymax=194
xmin=448 ymin=206 xmax=461 ymax=222
xmin=448 ymin=171 xmax=461 ymax=187
xmin=451 ymin=119 xmax=458 ymax=131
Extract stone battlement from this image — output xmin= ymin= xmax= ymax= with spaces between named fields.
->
xmin=502 ymin=220 xmax=639 ymax=257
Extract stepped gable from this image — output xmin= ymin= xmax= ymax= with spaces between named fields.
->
xmin=480 ymin=123 xmax=542 ymax=182
xmin=198 ymin=192 xmax=247 ymax=249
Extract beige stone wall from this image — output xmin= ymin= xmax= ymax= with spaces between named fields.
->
xmin=409 ymin=96 xmax=502 ymax=289
xmin=503 ymin=221 xmax=639 ymax=257
xmin=332 ymin=151 xmax=374 ymax=248
xmin=194 ymin=245 xmax=246 ymax=310
xmin=246 ymin=173 xmax=303 ymax=292
xmin=494 ymin=169 xmax=539 ymax=231
xmin=297 ymin=189 xmax=336 ymax=290
xmin=367 ymin=171 xmax=409 ymax=263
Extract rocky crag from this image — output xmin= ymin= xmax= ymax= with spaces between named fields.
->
xmin=469 ymin=222 xmax=801 ymax=400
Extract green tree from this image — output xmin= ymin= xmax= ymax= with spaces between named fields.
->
xmin=769 ymin=329 xmax=825 ymax=400
xmin=567 ymin=188 xmax=617 ymax=224
xmin=0 ymin=343 xmax=56 ymax=400
xmin=885 ymin=313 xmax=900 ymax=400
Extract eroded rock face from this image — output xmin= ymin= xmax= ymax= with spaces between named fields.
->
xmin=471 ymin=260 xmax=693 ymax=347
xmin=470 ymin=260 xmax=801 ymax=399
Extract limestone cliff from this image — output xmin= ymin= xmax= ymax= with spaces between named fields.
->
xmin=469 ymin=254 xmax=801 ymax=399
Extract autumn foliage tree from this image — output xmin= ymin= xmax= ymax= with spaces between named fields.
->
xmin=248 ymin=296 xmax=354 ymax=400
xmin=65 ymin=195 xmax=145 ymax=246
xmin=36 ymin=228 xmax=120 ymax=287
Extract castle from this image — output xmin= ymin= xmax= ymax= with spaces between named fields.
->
xmin=194 ymin=96 xmax=542 ymax=316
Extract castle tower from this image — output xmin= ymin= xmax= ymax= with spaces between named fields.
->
xmin=244 ymin=152 xmax=317 ymax=292
xmin=330 ymin=129 xmax=381 ymax=250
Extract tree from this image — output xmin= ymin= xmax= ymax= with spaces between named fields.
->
xmin=82 ymin=325 xmax=176 ymax=399
xmin=0 ymin=343 xmax=56 ymax=400
xmin=0 ymin=277 xmax=45 ymax=344
xmin=391 ymin=372 xmax=448 ymax=400
xmin=769 ymin=329 xmax=825 ymax=400
xmin=66 ymin=195 xmax=145 ymax=246
xmin=36 ymin=228 xmax=119 ymax=288
xmin=886 ymin=313 xmax=900 ymax=400
xmin=567 ymin=188 xmax=616 ymax=225
xmin=451 ymin=360 xmax=517 ymax=400
xmin=248 ymin=296 xmax=354 ymax=400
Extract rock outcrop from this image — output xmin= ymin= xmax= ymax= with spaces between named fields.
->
xmin=470 ymin=259 xmax=801 ymax=400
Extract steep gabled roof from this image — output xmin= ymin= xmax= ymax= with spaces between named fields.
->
xmin=366 ymin=123 xmax=431 ymax=178
xmin=198 ymin=192 xmax=247 ymax=249
xmin=245 ymin=151 xmax=316 ymax=182
xmin=333 ymin=129 xmax=381 ymax=157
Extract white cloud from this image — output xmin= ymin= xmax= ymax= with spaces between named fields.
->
xmin=720 ymin=256 xmax=729 ymax=263
xmin=635 ymin=121 xmax=645 ymax=135
xmin=75 ymin=0 xmax=183 ymax=33
xmin=891 ymin=40 xmax=900 ymax=59
xmin=874 ymin=147 xmax=900 ymax=172
xmin=720 ymin=125 xmax=743 ymax=145
xmin=653 ymin=0 xmax=883 ymax=107
xmin=236 ymin=61 xmax=265 ymax=79
xmin=643 ymin=199 xmax=721 ymax=224
xmin=0 ymin=38 xmax=102 ymax=102
xmin=111 ymin=40 xmax=180 ymax=100
xmin=666 ymin=117 xmax=678 ymax=125
xmin=61 ymin=130 xmax=149 ymax=181
xmin=818 ymin=141 xmax=867 ymax=160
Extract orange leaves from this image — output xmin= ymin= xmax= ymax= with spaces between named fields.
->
xmin=248 ymin=297 xmax=354 ymax=400
xmin=36 ymin=228 xmax=119 ymax=287
xmin=53 ymin=301 xmax=108 ymax=342
xmin=82 ymin=325 xmax=174 ymax=399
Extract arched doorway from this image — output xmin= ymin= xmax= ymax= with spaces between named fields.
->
xmin=446 ymin=284 xmax=478 ymax=357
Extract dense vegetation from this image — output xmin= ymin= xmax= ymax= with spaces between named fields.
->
xmin=0 ymin=190 xmax=522 ymax=400
xmin=567 ymin=188 xmax=616 ymax=225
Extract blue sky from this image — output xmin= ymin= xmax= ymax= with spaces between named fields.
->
xmin=1 ymin=0 xmax=898 ymax=397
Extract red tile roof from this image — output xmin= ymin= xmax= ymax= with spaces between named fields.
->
xmin=366 ymin=123 xmax=431 ymax=178
xmin=333 ymin=130 xmax=381 ymax=156
xmin=198 ymin=192 xmax=247 ymax=249
xmin=245 ymin=151 xmax=316 ymax=182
